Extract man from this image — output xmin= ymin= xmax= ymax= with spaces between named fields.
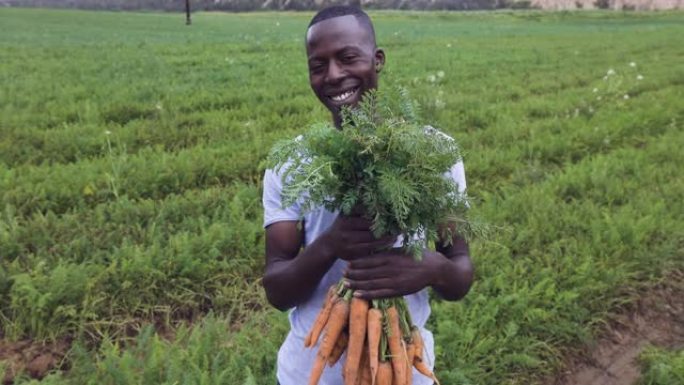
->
xmin=262 ymin=6 xmax=474 ymax=385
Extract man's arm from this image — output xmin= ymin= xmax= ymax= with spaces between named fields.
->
xmin=430 ymin=225 xmax=474 ymax=301
xmin=263 ymin=221 xmax=337 ymax=311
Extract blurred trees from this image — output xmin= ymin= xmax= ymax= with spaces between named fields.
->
xmin=4 ymin=0 xmax=527 ymax=11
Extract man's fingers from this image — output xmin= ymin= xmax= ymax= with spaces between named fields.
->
xmin=346 ymin=277 xmax=395 ymax=292
xmin=353 ymin=288 xmax=398 ymax=300
xmin=344 ymin=238 xmax=397 ymax=259
xmin=337 ymin=216 xmax=374 ymax=230
xmin=347 ymin=254 xmax=391 ymax=268
xmin=345 ymin=266 xmax=392 ymax=281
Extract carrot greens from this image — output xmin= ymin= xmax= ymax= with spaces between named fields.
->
xmin=267 ymin=88 xmax=477 ymax=258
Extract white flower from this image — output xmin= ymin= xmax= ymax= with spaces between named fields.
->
xmin=637 ymin=75 xmax=644 ymax=80
xmin=427 ymin=75 xmax=436 ymax=83
xmin=597 ymin=96 xmax=602 ymax=101
xmin=276 ymin=22 xmax=280 ymax=26
xmin=623 ymin=94 xmax=629 ymax=100
xmin=629 ymin=62 xmax=636 ymax=67
xmin=155 ymin=102 xmax=163 ymax=110
xmin=603 ymin=76 xmax=608 ymax=81
xmin=446 ymin=43 xmax=452 ymax=48
xmin=437 ymin=71 xmax=445 ymax=78
xmin=105 ymin=130 xmax=112 ymax=135
xmin=607 ymin=69 xmax=616 ymax=76
xmin=593 ymin=88 xmax=599 ymax=93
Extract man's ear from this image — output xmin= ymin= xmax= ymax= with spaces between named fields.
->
xmin=374 ymin=48 xmax=385 ymax=73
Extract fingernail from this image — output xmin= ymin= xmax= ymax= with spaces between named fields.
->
xmin=343 ymin=280 xmax=351 ymax=288
xmin=353 ymin=291 xmax=363 ymax=297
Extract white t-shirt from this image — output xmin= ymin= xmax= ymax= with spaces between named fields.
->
xmin=263 ymin=134 xmax=467 ymax=385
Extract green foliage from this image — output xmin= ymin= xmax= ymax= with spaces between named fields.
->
xmin=267 ymin=88 xmax=472 ymax=257
xmin=0 ymin=8 xmax=683 ymax=385
xmin=638 ymin=347 xmax=684 ymax=385
xmin=11 ymin=312 xmax=290 ymax=385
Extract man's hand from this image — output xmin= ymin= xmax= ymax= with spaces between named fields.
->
xmin=343 ymin=234 xmax=474 ymax=301
xmin=321 ymin=213 xmax=396 ymax=260
xmin=263 ymin=211 xmax=394 ymax=311
xmin=342 ymin=248 xmax=442 ymax=299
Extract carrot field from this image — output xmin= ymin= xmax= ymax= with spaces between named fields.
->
xmin=1 ymin=7 xmax=683 ymax=385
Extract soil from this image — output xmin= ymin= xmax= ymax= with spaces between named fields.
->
xmin=550 ymin=271 xmax=684 ymax=385
xmin=0 ymin=337 xmax=71 ymax=385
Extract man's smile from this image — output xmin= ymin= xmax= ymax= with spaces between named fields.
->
xmin=328 ymin=87 xmax=360 ymax=103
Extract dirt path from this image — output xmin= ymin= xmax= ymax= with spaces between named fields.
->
xmin=551 ymin=271 xmax=684 ymax=385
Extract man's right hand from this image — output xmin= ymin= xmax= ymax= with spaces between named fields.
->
xmin=263 ymin=210 xmax=394 ymax=311
xmin=321 ymin=213 xmax=396 ymax=261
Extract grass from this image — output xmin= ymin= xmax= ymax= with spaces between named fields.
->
xmin=638 ymin=347 xmax=684 ymax=385
xmin=1 ymin=7 xmax=683 ymax=385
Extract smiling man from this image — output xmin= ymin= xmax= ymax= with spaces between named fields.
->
xmin=305 ymin=7 xmax=384 ymax=129
xmin=262 ymin=6 xmax=473 ymax=385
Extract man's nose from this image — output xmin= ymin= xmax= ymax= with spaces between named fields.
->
xmin=325 ymin=60 xmax=344 ymax=84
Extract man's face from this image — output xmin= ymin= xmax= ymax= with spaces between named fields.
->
xmin=306 ymin=15 xmax=385 ymax=121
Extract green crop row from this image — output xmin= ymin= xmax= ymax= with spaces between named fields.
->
xmin=0 ymin=137 xmax=274 ymax=216
xmin=2 ymin=71 xmax=679 ymax=218
xmin=2 ymin=185 xmax=257 ymax=265
xmin=1 ymin=183 xmax=265 ymax=340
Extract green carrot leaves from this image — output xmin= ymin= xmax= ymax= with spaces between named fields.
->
xmin=267 ymin=87 xmax=479 ymax=258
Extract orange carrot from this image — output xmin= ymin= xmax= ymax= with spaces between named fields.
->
xmin=410 ymin=327 xmax=424 ymax=363
xmin=386 ymin=306 xmax=406 ymax=385
xmin=377 ymin=361 xmax=393 ymax=385
xmin=309 ymin=297 xmax=350 ymax=385
xmin=345 ymin=297 xmax=369 ymax=385
xmin=367 ymin=307 xmax=383 ymax=385
xmin=305 ymin=285 xmax=338 ymax=348
xmin=328 ymin=330 xmax=349 ymax=367
xmin=414 ymin=360 xmax=440 ymax=385
xmin=360 ymin=345 xmax=372 ymax=385
xmin=405 ymin=342 xmax=415 ymax=385
xmin=353 ymin=342 xmax=367 ymax=385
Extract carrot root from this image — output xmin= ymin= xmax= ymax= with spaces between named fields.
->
xmin=309 ymin=296 xmax=350 ymax=385
xmin=345 ymin=297 xmax=370 ymax=385
xmin=413 ymin=360 xmax=440 ymax=385
xmin=306 ymin=285 xmax=338 ymax=348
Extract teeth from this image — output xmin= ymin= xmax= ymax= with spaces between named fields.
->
xmin=331 ymin=88 xmax=356 ymax=102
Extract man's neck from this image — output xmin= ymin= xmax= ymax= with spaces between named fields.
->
xmin=333 ymin=113 xmax=342 ymax=130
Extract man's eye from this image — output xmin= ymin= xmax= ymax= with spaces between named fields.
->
xmin=341 ymin=55 xmax=357 ymax=63
xmin=310 ymin=63 xmax=325 ymax=73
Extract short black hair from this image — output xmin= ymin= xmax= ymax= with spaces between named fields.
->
xmin=308 ymin=5 xmax=376 ymax=44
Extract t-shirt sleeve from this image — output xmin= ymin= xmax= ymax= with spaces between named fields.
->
xmin=263 ymin=168 xmax=302 ymax=228
xmin=447 ymin=160 xmax=467 ymax=194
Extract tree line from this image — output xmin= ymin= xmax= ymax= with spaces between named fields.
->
xmin=3 ymin=0 xmax=539 ymax=11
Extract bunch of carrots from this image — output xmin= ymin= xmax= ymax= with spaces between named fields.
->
xmin=305 ymin=283 xmax=441 ymax=385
